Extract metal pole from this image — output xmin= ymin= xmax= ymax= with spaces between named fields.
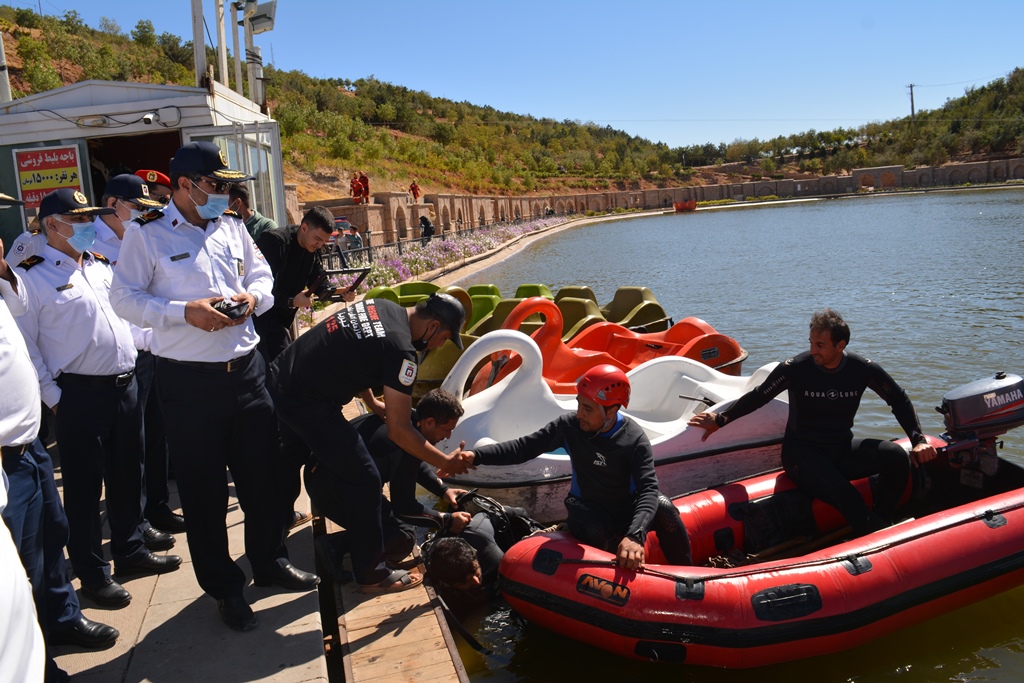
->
xmin=231 ymin=2 xmax=244 ymax=95
xmin=244 ymin=16 xmax=256 ymax=102
xmin=0 ymin=28 xmax=12 ymax=104
xmin=215 ymin=0 xmax=229 ymax=86
xmin=190 ymin=0 xmax=206 ymax=88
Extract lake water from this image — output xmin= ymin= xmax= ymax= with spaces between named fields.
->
xmin=450 ymin=187 xmax=1024 ymax=682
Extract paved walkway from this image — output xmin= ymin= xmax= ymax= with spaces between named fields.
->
xmin=50 ymin=448 xmax=327 ymax=683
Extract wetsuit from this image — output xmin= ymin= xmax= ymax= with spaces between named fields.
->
xmin=719 ymin=350 xmax=925 ymax=533
xmin=472 ymin=413 xmax=691 ymax=564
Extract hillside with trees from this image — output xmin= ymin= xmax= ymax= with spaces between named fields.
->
xmin=3 ymin=6 xmax=1023 ymax=200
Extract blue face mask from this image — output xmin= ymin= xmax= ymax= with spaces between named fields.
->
xmin=53 ymin=218 xmax=97 ymax=253
xmin=190 ymin=181 xmax=230 ymax=220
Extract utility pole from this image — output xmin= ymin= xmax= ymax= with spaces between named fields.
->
xmin=907 ymin=83 xmax=916 ymax=125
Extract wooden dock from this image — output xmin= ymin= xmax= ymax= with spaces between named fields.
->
xmin=317 ymin=517 xmax=468 ymax=683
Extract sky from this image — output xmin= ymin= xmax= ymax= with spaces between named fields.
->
xmin=11 ymin=0 xmax=1024 ymax=149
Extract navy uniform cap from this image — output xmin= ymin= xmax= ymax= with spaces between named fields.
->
xmin=424 ymin=293 xmax=466 ymax=349
xmin=169 ymin=141 xmax=252 ymax=182
xmin=104 ymin=174 xmax=162 ymax=207
xmin=38 ymin=189 xmax=115 ymax=221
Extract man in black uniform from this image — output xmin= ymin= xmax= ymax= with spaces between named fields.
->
xmin=462 ymin=365 xmax=692 ymax=569
xmin=253 ymin=206 xmax=353 ymax=365
xmin=689 ymin=308 xmax=938 ymax=535
xmin=268 ymin=294 xmax=473 ymax=592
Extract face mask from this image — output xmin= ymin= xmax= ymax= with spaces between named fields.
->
xmin=190 ymin=182 xmax=229 ymax=220
xmin=412 ymin=324 xmax=437 ymax=352
xmin=119 ymin=203 xmax=142 ymax=233
xmin=53 ymin=218 xmax=96 ymax=253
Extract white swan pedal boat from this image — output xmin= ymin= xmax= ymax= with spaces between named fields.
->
xmin=435 ymin=330 xmax=789 ymax=523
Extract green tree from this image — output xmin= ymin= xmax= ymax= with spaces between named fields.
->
xmin=132 ymin=20 xmax=157 ymax=47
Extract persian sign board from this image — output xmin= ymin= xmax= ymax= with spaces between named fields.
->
xmin=13 ymin=145 xmax=84 ymax=209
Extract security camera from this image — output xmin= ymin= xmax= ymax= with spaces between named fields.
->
xmin=142 ymin=113 xmax=155 ymax=125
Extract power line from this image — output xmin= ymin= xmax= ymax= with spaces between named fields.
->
xmin=913 ymin=72 xmax=1012 ymax=89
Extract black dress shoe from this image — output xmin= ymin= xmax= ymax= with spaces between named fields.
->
xmin=49 ymin=616 xmax=120 ymax=649
xmin=148 ymin=509 xmax=186 ymax=534
xmin=115 ymin=551 xmax=182 ymax=577
xmin=217 ymin=596 xmax=257 ymax=632
xmin=143 ymin=526 xmax=176 ymax=551
xmin=253 ymin=563 xmax=321 ymax=591
xmin=80 ymin=579 xmax=131 ymax=608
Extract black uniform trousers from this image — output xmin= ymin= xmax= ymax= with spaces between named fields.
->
xmin=135 ymin=350 xmax=173 ymax=521
xmin=268 ymin=380 xmax=386 ymax=585
xmin=55 ymin=373 xmax=147 ymax=587
xmin=1 ymin=438 xmax=82 ymax=635
xmin=155 ymin=351 xmax=285 ymax=600
xmin=255 ymin=317 xmax=306 ymax=538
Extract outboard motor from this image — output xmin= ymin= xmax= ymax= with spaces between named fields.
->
xmin=936 ymin=372 xmax=1024 ymax=484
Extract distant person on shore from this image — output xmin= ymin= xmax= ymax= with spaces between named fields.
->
xmin=419 ymin=216 xmax=435 ymax=244
xmin=359 ymin=171 xmax=370 ymax=204
xmin=688 ymin=308 xmax=938 ymax=536
xmin=350 ymin=173 xmax=363 ymax=204
xmin=228 ymin=184 xmax=278 ymax=240
xmin=409 ymin=180 xmax=420 ymax=203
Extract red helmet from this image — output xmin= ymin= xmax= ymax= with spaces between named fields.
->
xmin=577 ymin=364 xmax=630 ymax=408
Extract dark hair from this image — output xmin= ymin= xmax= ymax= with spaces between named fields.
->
xmin=809 ymin=308 xmax=850 ymax=345
xmin=424 ymin=537 xmax=477 ymax=586
xmin=302 ymin=206 xmax=335 ymax=234
xmin=416 ymin=389 xmax=464 ymax=424
xmin=228 ymin=184 xmax=251 ymax=207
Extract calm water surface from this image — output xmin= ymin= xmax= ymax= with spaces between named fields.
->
xmin=451 ymin=188 xmax=1024 ymax=682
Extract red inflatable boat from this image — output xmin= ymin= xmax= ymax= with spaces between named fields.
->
xmin=498 ymin=373 xmax=1024 ymax=667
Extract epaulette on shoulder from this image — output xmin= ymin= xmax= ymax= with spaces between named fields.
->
xmin=136 ymin=208 xmax=164 ymax=225
xmin=91 ymin=252 xmax=111 ymax=264
xmin=223 ymin=209 xmax=240 ymax=218
xmin=16 ymin=255 xmax=43 ymax=270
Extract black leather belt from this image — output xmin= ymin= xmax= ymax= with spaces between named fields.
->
xmin=1 ymin=443 xmax=30 ymax=462
xmin=58 ymin=370 xmax=135 ymax=387
xmin=162 ymin=350 xmax=254 ymax=373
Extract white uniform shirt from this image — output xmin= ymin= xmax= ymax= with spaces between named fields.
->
xmin=91 ymin=216 xmax=152 ymax=352
xmin=15 ymin=245 xmax=137 ymax=409
xmin=92 ymin=215 xmax=123 ymax=264
xmin=109 ymin=200 xmax=274 ymax=362
xmin=0 ymin=478 xmax=46 ymax=683
xmin=7 ymin=231 xmax=46 ymax=267
xmin=0 ymin=270 xmax=41 ymax=448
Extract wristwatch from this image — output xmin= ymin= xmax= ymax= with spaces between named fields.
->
xmin=287 ymin=296 xmax=295 ymax=309
xmin=714 ymin=412 xmax=729 ymax=428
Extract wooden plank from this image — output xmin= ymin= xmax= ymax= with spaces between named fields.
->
xmin=321 ymin=417 xmax=468 ymax=683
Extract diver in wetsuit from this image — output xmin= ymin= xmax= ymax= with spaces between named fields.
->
xmin=689 ymin=308 xmax=938 ymax=535
xmin=462 ymin=365 xmax=692 ymax=569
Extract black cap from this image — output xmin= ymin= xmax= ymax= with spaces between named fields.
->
xmin=104 ymin=174 xmax=163 ymax=208
xmin=169 ymin=141 xmax=251 ymax=182
xmin=425 ymin=293 xmax=466 ymax=349
xmin=38 ymin=189 xmax=115 ymax=221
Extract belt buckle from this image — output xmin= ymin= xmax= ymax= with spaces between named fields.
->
xmin=115 ymin=371 xmax=133 ymax=387
xmin=225 ymin=358 xmax=237 ymax=373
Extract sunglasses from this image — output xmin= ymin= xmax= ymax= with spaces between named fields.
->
xmin=192 ymin=176 xmax=230 ymax=194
